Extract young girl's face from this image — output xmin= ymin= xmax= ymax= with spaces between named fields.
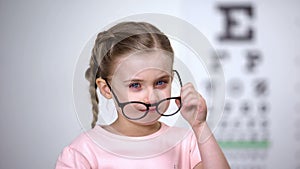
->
xmin=109 ymin=50 xmax=174 ymax=124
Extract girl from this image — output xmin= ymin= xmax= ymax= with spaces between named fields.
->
xmin=56 ymin=21 xmax=230 ymax=169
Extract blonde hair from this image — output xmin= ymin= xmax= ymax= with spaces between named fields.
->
xmin=85 ymin=22 xmax=174 ymax=128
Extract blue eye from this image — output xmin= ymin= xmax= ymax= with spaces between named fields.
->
xmin=129 ymin=83 xmax=141 ymax=89
xmin=156 ymin=81 xmax=165 ymax=85
xmin=156 ymin=80 xmax=168 ymax=87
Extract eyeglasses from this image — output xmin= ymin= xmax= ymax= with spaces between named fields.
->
xmin=105 ymin=70 xmax=183 ymax=120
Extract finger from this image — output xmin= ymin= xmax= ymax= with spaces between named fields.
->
xmin=175 ymin=99 xmax=181 ymax=108
xmin=181 ymin=90 xmax=200 ymax=105
xmin=181 ymin=93 xmax=207 ymax=111
xmin=180 ymin=82 xmax=195 ymax=94
xmin=181 ymin=82 xmax=202 ymax=97
xmin=180 ymin=83 xmax=197 ymax=101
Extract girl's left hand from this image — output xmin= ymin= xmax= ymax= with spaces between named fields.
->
xmin=177 ymin=82 xmax=207 ymax=127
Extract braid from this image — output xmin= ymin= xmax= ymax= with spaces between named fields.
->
xmin=85 ymin=31 xmax=116 ymax=128
xmin=90 ymin=84 xmax=99 ymax=128
xmin=85 ymin=52 xmax=100 ymax=128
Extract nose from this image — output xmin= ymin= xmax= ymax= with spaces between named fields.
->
xmin=142 ymin=87 xmax=160 ymax=104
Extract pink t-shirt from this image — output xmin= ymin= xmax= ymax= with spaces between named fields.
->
xmin=56 ymin=123 xmax=201 ymax=169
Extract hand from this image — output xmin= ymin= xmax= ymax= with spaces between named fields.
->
xmin=177 ymin=82 xmax=207 ymax=127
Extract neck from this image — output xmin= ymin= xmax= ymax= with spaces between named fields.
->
xmin=106 ymin=117 xmax=161 ymax=137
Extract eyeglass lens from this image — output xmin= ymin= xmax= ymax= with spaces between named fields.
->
xmin=121 ymin=97 xmax=181 ymax=120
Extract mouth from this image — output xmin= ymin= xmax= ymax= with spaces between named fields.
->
xmin=139 ymin=107 xmax=156 ymax=112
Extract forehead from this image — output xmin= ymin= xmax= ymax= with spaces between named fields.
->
xmin=112 ymin=50 xmax=173 ymax=79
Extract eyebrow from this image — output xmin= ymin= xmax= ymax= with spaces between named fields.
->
xmin=123 ymin=79 xmax=144 ymax=83
xmin=123 ymin=74 xmax=171 ymax=83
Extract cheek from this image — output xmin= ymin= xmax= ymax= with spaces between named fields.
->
xmin=165 ymin=84 xmax=172 ymax=95
xmin=113 ymin=86 xmax=132 ymax=102
xmin=166 ymin=89 xmax=172 ymax=97
xmin=157 ymin=87 xmax=172 ymax=99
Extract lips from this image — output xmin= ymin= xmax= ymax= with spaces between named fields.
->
xmin=139 ymin=107 xmax=156 ymax=112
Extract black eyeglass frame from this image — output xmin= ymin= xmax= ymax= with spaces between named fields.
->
xmin=104 ymin=70 xmax=183 ymax=120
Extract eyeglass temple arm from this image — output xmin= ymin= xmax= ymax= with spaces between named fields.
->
xmin=173 ymin=70 xmax=183 ymax=87
xmin=103 ymin=79 xmax=122 ymax=104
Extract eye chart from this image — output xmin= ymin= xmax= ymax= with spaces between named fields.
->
xmin=181 ymin=1 xmax=300 ymax=169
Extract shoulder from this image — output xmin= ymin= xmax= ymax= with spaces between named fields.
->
xmin=55 ymin=129 xmax=100 ymax=169
xmin=69 ymin=130 xmax=95 ymax=149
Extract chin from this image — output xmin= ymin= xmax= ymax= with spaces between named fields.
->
xmin=131 ymin=116 xmax=161 ymax=126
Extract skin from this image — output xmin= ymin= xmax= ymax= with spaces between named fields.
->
xmin=96 ymin=50 xmax=230 ymax=169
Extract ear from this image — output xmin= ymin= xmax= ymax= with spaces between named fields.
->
xmin=96 ymin=78 xmax=112 ymax=99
